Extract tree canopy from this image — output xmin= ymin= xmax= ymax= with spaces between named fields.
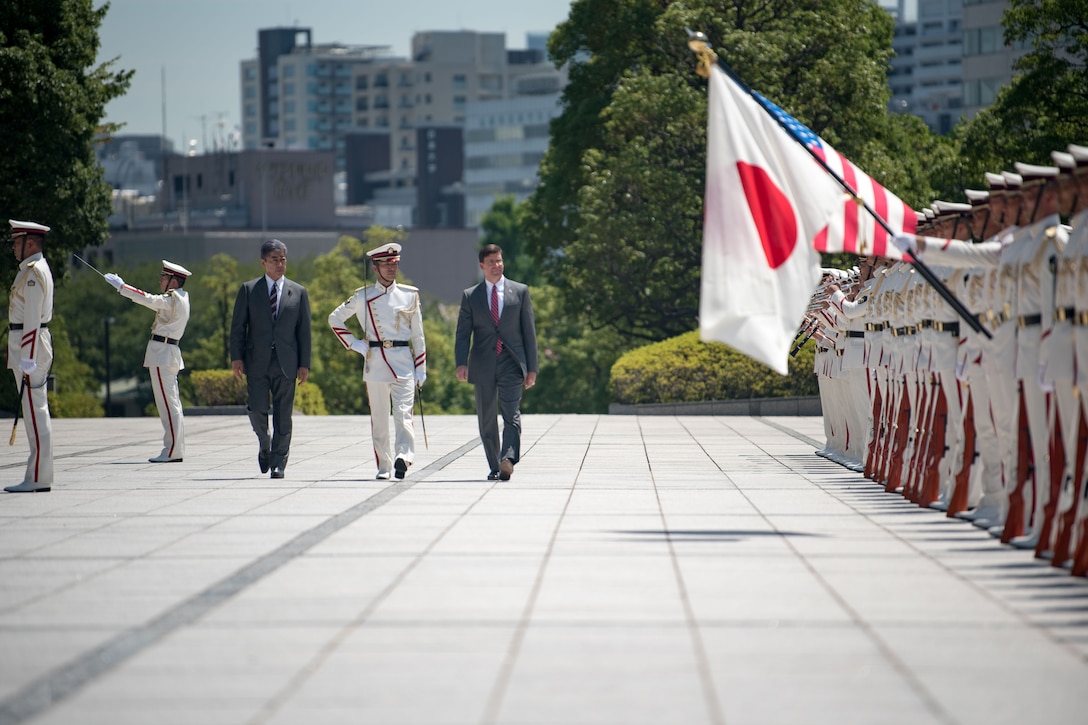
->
xmin=523 ymin=0 xmax=936 ymax=344
xmin=0 ymin=0 xmax=132 ymax=280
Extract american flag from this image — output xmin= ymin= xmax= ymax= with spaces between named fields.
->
xmin=753 ymin=92 xmax=916 ymax=260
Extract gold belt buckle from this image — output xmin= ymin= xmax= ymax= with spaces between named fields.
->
xmin=382 ymin=339 xmax=393 ymax=349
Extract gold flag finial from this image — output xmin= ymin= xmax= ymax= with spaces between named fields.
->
xmin=687 ymin=30 xmax=718 ymax=79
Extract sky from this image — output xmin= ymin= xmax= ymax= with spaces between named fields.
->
xmin=96 ymin=0 xmax=575 ymax=154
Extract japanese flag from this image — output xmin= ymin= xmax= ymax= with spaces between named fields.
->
xmin=700 ymin=65 xmax=842 ymax=374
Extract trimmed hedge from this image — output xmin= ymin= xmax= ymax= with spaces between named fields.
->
xmin=191 ymin=370 xmax=247 ymax=406
xmin=190 ymin=368 xmax=327 ymax=414
xmin=610 ymin=331 xmax=818 ymax=405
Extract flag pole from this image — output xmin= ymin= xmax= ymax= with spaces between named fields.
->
xmin=687 ymin=31 xmax=989 ymax=339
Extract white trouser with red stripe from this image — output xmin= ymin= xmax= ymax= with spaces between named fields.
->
xmin=14 ymin=368 xmax=53 ymax=485
xmin=150 ymin=366 xmax=184 ymax=459
xmin=366 ymin=378 xmax=415 ymax=475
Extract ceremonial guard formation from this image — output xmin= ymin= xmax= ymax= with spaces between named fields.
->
xmin=328 ymin=242 xmax=427 ymax=480
xmin=804 ymin=144 xmax=1088 ymax=578
xmin=5 ymin=220 xmax=54 ymax=493
xmin=105 ymin=261 xmax=192 ymax=463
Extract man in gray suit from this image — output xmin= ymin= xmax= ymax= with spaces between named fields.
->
xmin=230 ymin=239 xmax=312 ymax=479
xmin=455 ymin=244 xmax=538 ymax=480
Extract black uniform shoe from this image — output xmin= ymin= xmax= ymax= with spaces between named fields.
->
xmin=270 ymin=466 xmax=285 ymax=479
xmin=259 ymin=449 xmax=271 ymax=474
xmin=487 ymin=471 xmax=501 ymax=481
xmin=394 ymin=458 xmax=408 ymax=480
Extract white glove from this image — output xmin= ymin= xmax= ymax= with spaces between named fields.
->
xmin=1038 ymin=363 xmax=1054 ymax=393
xmin=415 ymin=370 xmax=426 ymax=388
xmin=892 ymin=233 xmax=917 ymax=254
xmin=350 ymin=339 xmax=367 ymax=354
xmin=104 ymin=273 xmax=124 ymax=290
xmin=19 ymin=359 xmax=37 ymax=375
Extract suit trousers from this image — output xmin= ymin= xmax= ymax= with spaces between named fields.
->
xmin=475 ymin=352 xmax=524 ymax=473
xmin=246 ymin=350 xmax=296 ymax=469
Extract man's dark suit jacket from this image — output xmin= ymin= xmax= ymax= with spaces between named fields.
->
xmin=230 ymin=276 xmax=312 ymax=379
xmin=455 ymin=278 xmax=538 ymax=383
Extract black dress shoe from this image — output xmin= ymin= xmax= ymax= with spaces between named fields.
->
xmin=270 ymin=466 xmax=285 ymax=479
xmin=487 ymin=471 xmax=500 ymax=481
xmin=394 ymin=457 xmax=408 ymax=480
xmin=259 ymin=450 xmax=270 ymax=474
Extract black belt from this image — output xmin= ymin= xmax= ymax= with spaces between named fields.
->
xmin=8 ymin=323 xmax=48 ymax=330
xmin=369 ymin=340 xmax=410 ymax=348
xmin=846 ymin=330 xmax=865 ymax=338
xmin=1018 ymin=313 xmax=1042 ymax=328
xmin=1055 ymin=306 xmax=1076 ymax=323
xmin=151 ymin=334 xmax=180 ymax=345
xmin=933 ymin=321 xmax=959 ymax=335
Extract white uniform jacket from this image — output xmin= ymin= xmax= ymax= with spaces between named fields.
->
xmin=328 ymin=281 xmax=426 ymax=383
xmin=120 ymin=285 xmax=190 ymax=370
xmin=7 ymin=253 xmax=53 ymax=370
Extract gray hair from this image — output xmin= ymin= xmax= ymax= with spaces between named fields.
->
xmin=260 ymin=238 xmax=287 ymax=258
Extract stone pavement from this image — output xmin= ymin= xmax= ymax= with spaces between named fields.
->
xmin=1 ymin=413 xmax=1086 ymax=725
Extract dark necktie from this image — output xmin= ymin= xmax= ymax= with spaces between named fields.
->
xmin=491 ymin=284 xmax=502 ymax=354
xmin=270 ymin=281 xmax=278 ymax=320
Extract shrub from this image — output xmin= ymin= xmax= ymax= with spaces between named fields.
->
xmin=610 ymin=331 xmax=818 ymax=405
xmin=294 ymin=382 xmax=327 ymax=415
xmin=190 ymin=369 xmax=247 ymax=406
xmin=48 ymin=391 xmax=105 ymax=418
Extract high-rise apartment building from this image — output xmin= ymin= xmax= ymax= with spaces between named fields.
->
xmin=241 ymin=28 xmax=558 ymax=181
xmin=884 ymin=0 xmax=1021 ymax=133
xmin=962 ymin=0 xmax=1023 ymax=119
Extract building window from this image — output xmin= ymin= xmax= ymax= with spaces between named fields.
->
xmin=453 ymin=74 xmax=467 ymax=89
xmin=965 ymin=26 xmax=1003 ymax=56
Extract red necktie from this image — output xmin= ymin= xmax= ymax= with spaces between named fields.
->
xmin=491 ymin=284 xmax=502 ymax=354
xmin=270 ymin=281 xmax=278 ymax=320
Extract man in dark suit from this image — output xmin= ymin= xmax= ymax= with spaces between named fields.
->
xmin=455 ymin=244 xmax=538 ymax=481
xmin=230 ymin=239 xmax=312 ymax=479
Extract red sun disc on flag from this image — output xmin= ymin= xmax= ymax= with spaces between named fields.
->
xmin=736 ymin=161 xmax=797 ymax=269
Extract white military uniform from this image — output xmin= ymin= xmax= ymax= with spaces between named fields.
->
xmin=115 ymin=261 xmax=191 ymax=462
xmin=328 ymin=243 xmax=426 ymax=478
xmin=6 ymin=221 xmax=54 ymax=491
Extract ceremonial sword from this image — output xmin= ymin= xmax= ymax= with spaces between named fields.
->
xmin=9 ymin=375 xmax=26 ymax=445
xmin=72 ymin=253 xmax=107 ymax=278
xmin=415 ymin=386 xmax=428 ymax=449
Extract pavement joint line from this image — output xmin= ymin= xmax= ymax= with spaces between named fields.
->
xmin=0 ymin=438 xmax=480 ymax=725
xmin=679 ymin=416 xmax=958 ymax=725
xmin=645 ymin=417 xmax=726 ymax=725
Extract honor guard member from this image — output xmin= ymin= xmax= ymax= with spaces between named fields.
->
xmin=105 ymin=261 xmax=192 ymax=462
xmin=329 ymin=243 xmax=426 ymax=480
xmin=5 ymin=220 xmax=54 ymax=493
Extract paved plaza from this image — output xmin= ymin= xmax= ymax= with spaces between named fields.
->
xmin=1 ymin=413 xmax=1086 ymax=725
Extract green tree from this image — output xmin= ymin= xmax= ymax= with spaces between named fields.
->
xmin=524 ymin=0 xmax=927 ymax=346
xmin=185 ymin=254 xmax=241 ymax=370
xmin=523 ymin=285 xmax=626 ymax=413
xmin=0 ymin=0 xmax=132 ymax=279
xmin=0 ymin=0 xmax=131 ymax=413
